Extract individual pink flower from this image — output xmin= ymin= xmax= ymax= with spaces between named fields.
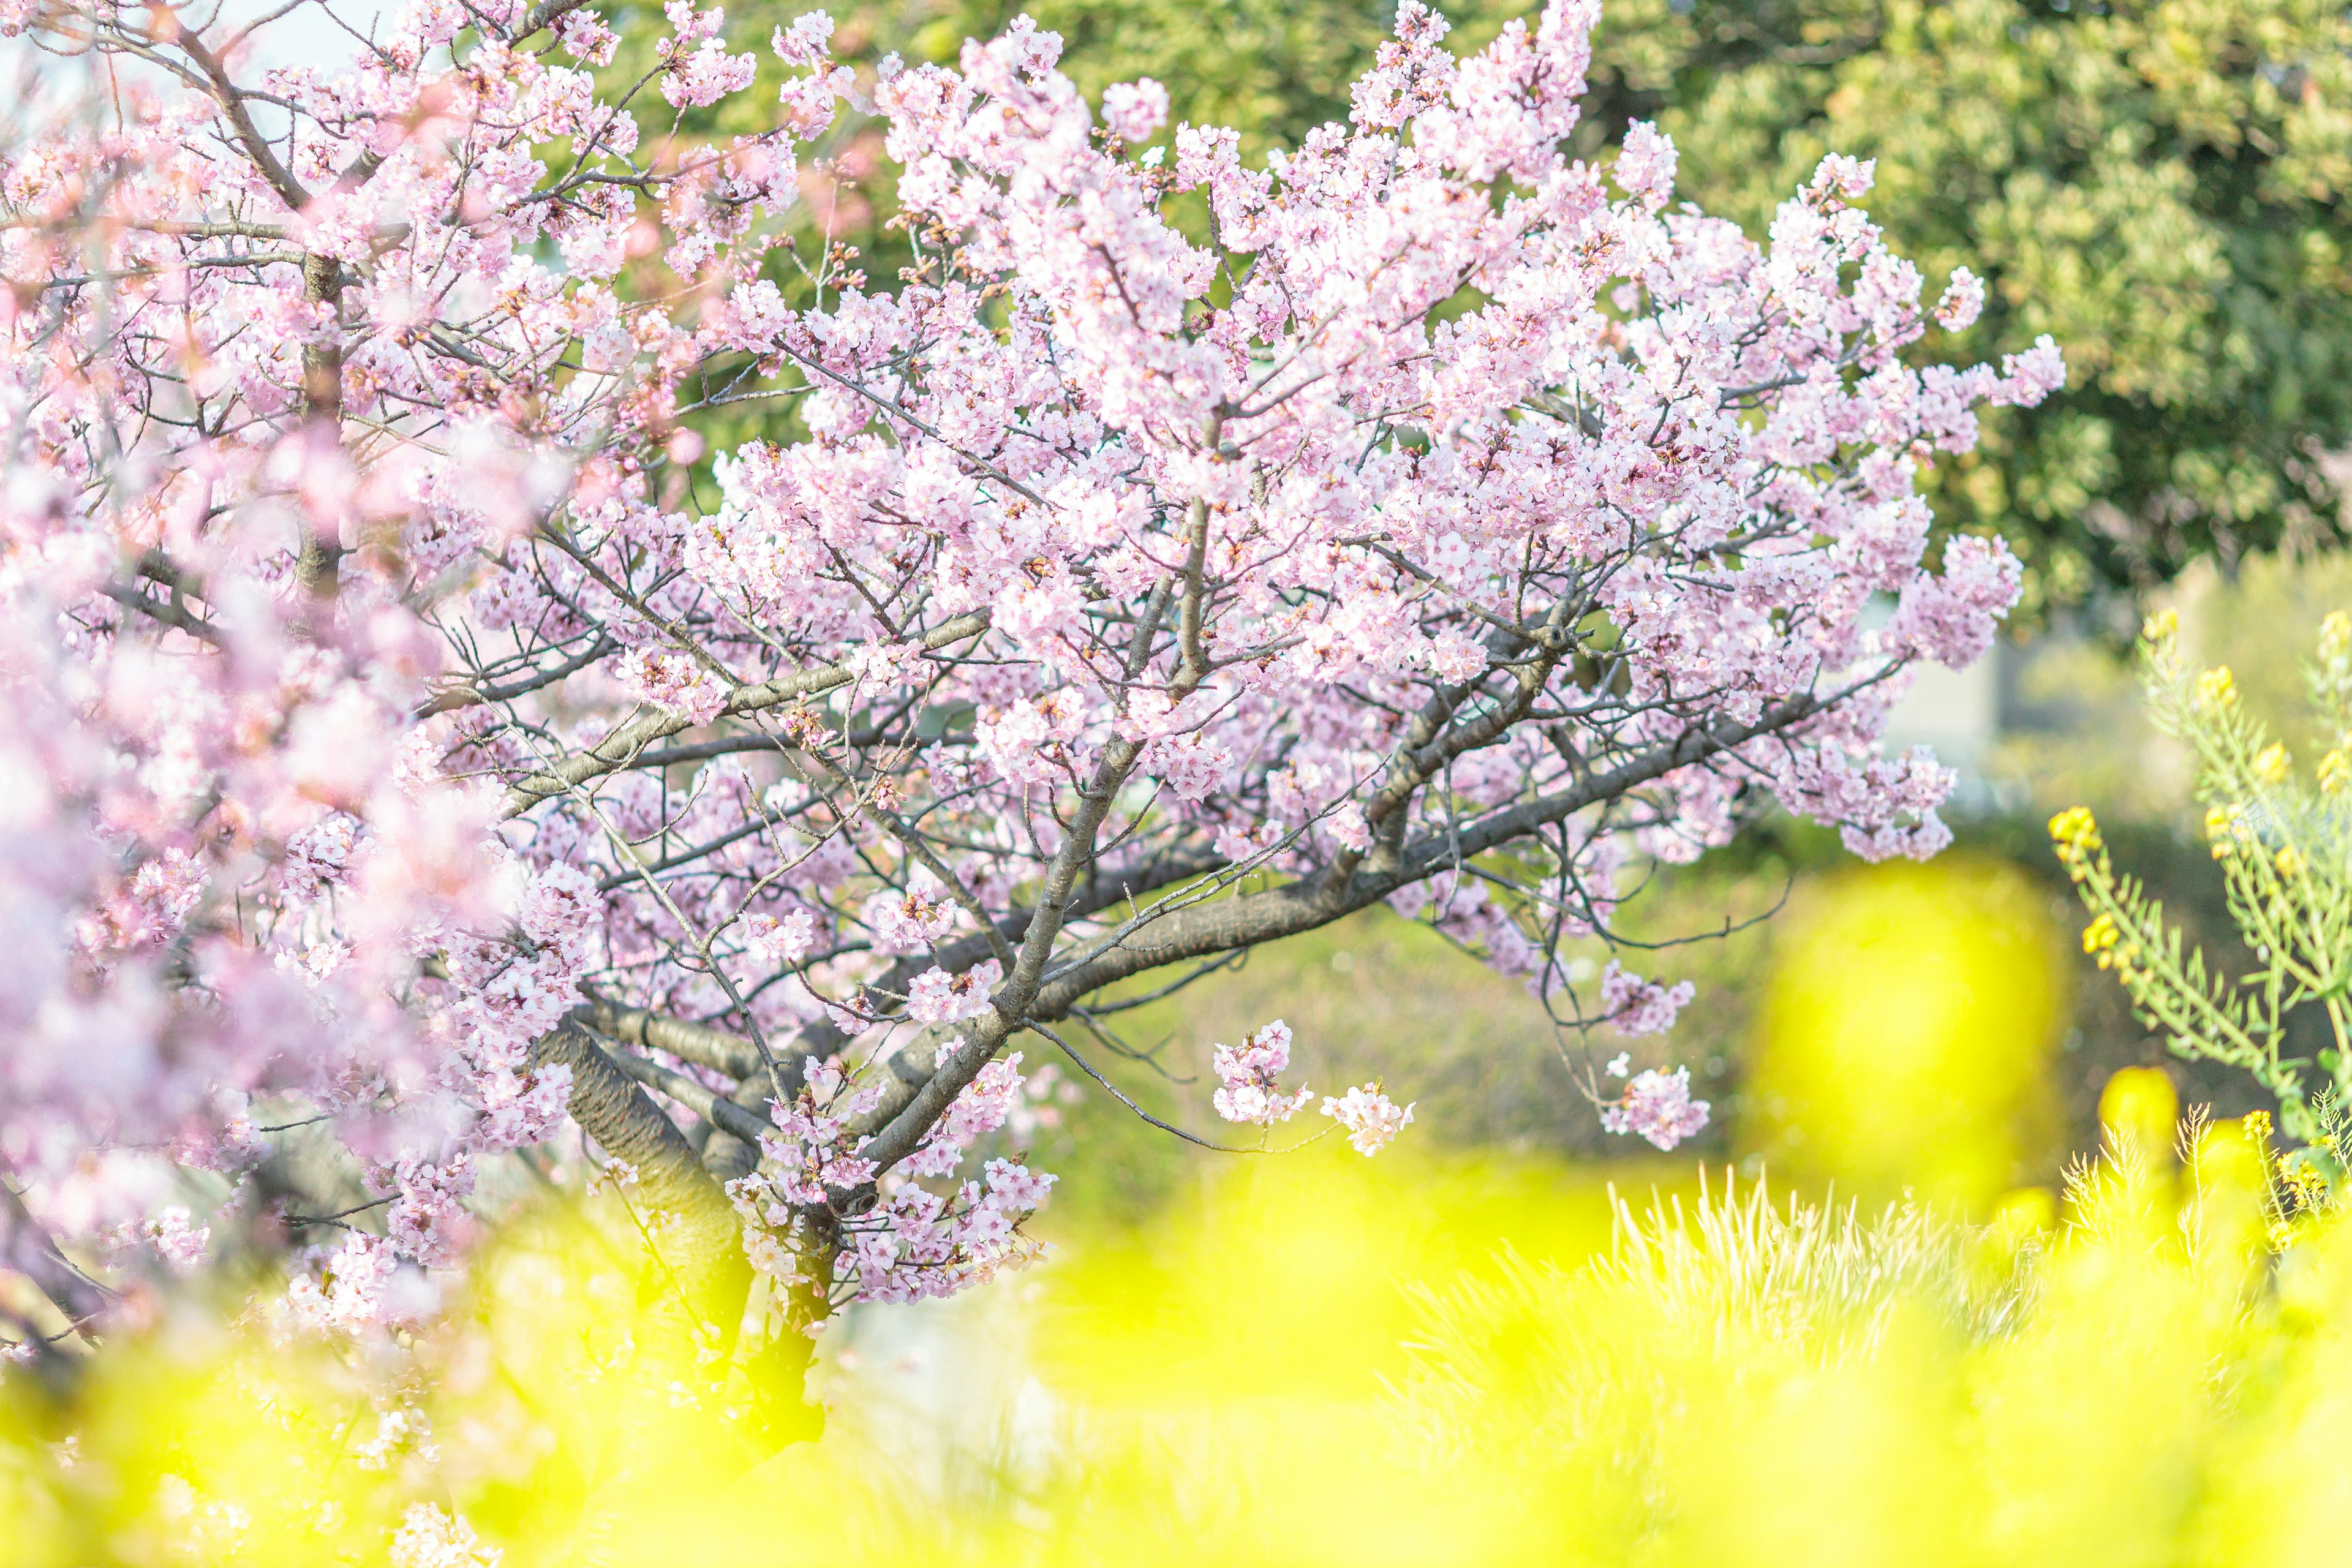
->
xmin=981 ymin=1157 xmax=1055 ymax=1213
xmin=741 ymin=907 xmax=819 ymax=967
xmin=556 ymin=9 xmax=619 ymax=64
xmin=861 ymin=871 xmax=960 ymax=954
xmin=143 ymin=1205 xmax=210 ymax=1276
xmin=663 ymin=40 xmax=758 ymax=108
xmin=771 ymin=10 xmax=834 ymax=66
xmin=1934 ymin=265 xmax=1986 ymax=332
xmin=391 ymin=1502 xmax=502 ymax=1568
xmin=1811 ymin=152 xmax=1877 ymax=202
xmin=1614 ymin=121 xmax=1678 ymax=208
xmin=386 ymin=1156 xmax=475 ymax=1268
xmin=936 ymin=1054 xmax=1027 ymax=1147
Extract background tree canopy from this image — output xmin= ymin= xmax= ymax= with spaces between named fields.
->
xmin=639 ymin=0 xmax=2352 ymax=617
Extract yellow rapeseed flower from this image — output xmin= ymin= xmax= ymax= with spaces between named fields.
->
xmin=2048 ymin=806 xmax=2100 ymax=854
xmin=2206 ymin=804 xmax=2241 ymax=859
xmin=2322 ymin=750 xmax=2351 ymax=796
xmin=2198 ymin=666 xmax=2239 ymax=709
xmin=2254 ymin=743 xmax=2291 ymax=784
xmin=2324 ymin=609 xmax=2352 ymax=661
xmin=2277 ymin=845 xmax=2306 ymax=878
xmin=2142 ymin=607 xmax=2179 ymax=643
xmin=2081 ymin=913 xmax=2120 ymax=955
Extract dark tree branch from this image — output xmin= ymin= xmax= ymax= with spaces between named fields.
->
xmin=500 ymin=612 xmax=990 ymax=816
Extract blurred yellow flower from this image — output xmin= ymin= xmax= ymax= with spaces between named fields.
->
xmin=2098 ymin=1066 xmax=2178 ymax=1156
xmin=1748 ymin=859 xmax=2062 ymax=1207
xmin=2046 ymin=807 xmax=2100 ymax=876
xmin=2205 ymin=804 xmax=2242 ymax=858
xmin=2323 ymin=609 xmax=2352 ymax=662
xmin=2081 ymin=913 xmax=2119 ymax=956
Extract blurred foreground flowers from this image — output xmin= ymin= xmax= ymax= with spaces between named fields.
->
xmin=7 ymin=1106 xmax=2352 ymax=1566
xmin=1746 ymin=857 xmax=2067 ymax=1204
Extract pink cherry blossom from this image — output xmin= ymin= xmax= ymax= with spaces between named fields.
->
xmin=143 ymin=1205 xmax=211 ymax=1277
xmin=1102 ymin=79 xmax=1170 ymax=143
xmin=1601 ymin=1067 xmax=1711 ymax=1152
xmin=742 ymin=908 xmax=820 ymax=967
xmin=1321 ymin=1085 xmax=1416 ymax=1156
xmin=1598 ymin=961 xmax=1695 ymax=1038
xmin=614 ymin=648 xmax=731 ymax=725
xmin=1211 ymin=1020 xmax=1313 ymax=1125
xmin=906 ymin=960 xmax=1001 ymax=1024
xmin=391 ymin=1503 xmax=502 ymax=1568
xmin=1934 ymin=266 xmax=1986 ymax=332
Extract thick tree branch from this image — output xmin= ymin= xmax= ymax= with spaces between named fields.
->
xmin=529 ymin=1023 xmax=744 ymax=1321
xmin=1026 ymin=691 xmax=1830 ymax=1019
xmin=0 ymin=1176 xmax=113 ymax=1330
xmin=847 ymin=689 xmax=1828 ymax=1176
xmin=573 ymin=996 xmax=764 ymax=1080
xmin=600 ymin=1039 xmax=773 ymax=1145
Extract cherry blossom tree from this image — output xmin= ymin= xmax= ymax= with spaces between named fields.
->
xmin=0 ymin=0 xmax=2059 ymax=1432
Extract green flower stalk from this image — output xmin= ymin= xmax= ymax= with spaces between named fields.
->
xmin=2054 ymin=609 xmax=2352 ymax=1148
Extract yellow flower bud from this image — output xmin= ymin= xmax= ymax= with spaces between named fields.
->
xmin=2277 ymin=845 xmax=2305 ymax=878
xmin=2254 ymin=743 xmax=2291 ymax=784
xmin=2198 ymin=666 xmax=2239 ymax=709
xmin=2323 ymin=750 xmax=2351 ymax=796
xmin=2048 ymin=805 xmax=2100 ymax=853
xmin=2142 ymin=607 xmax=2179 ymax=644
xmin=2205 ymin=805 xmax=2241 ymax=858
xmin=2081 ymin=913 xmax=2120 ymax=954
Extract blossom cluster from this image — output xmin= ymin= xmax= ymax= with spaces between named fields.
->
xmin=1601 ymin=1066 xmax=1713 ymax=1152
xmin=1322 ymin=1085 xmax=1417 ymax=1156
xmin=728 ymin=1051 xmax=1056 ymax=1308
xmin=1597 ymin=962 xmax=1695 ymax=1039
xmin=1211 ymin=1020 xmax=1314 ymax=1126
